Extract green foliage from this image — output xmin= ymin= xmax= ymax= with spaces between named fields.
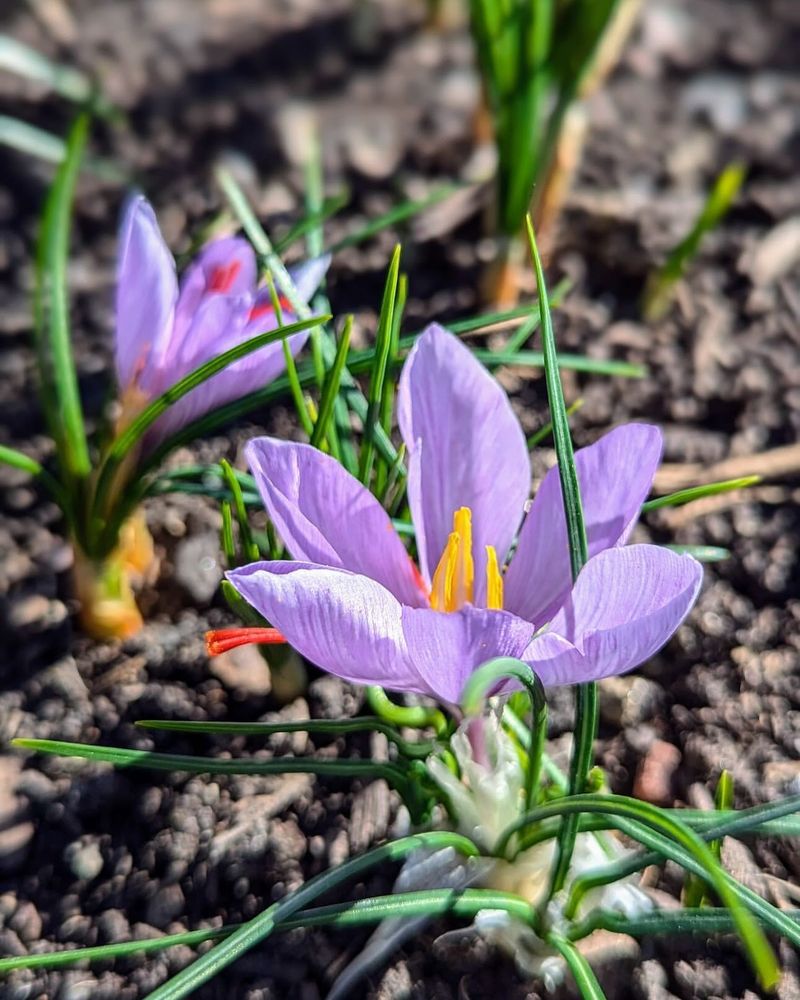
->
xmin=468 ymin=0 xmax=628 ymax=235
xmin=643 ymin=162 xmax=746 ymax=321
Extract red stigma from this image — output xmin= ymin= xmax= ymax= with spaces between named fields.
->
xmin=205 ymin=627 xmax=286 ymax=656
xmin=207 ymin=260 xmax=243 ymax=294
xmin=248 ymin=295 xmax=293 ymax=323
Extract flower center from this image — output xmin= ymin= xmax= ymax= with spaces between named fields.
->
xmin=429 ymin=506 xmax=503 ymax=612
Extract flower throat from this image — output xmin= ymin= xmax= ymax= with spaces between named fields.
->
xmin=429 ymin=506 xmax=503 ymax=612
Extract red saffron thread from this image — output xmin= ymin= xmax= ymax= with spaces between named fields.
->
xmin=205 ymin=627 xmax=286 ymax=656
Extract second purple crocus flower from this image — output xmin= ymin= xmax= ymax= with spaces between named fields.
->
xmin=115 ymin=194 xmax=329 ymax=446
xmin=227 ymin=325 xmax=702 ymax=709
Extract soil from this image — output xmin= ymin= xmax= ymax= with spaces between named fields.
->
xmin=0 ymin=1 xmax=799 ymax=998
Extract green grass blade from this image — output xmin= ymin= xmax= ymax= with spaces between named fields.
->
xmin=135 ymin=717 xmax=434 ymax=759
xmin=216 ymin=165 xmax=398 ymax=470
xmin=35 ymin=114 xmax=91 ymax=481
xmin=571 ymin=908 xmax=800 ymax=942
xmin=274 ymin=193 xmax=350 ymax=256
xmin=526 ymin=217 xmax=593 ymax=899
xmin=0 ymin=889 xmax=535 ymax=976
xmin=12 ymin=738 xmax=409 ymax=789
xmin=0 ymin=35 xmax=111 ymax=112
xmin=0 ymin=115 xmax=124 ymax=179
xmin=495 ymin=792 xmax=779 ymax=990
xmin=219 ymin=460 xmax=259 ymax=562
xmin=326 ymin=181 xmax=465 ymax=253
xmin=667 ymin=544 xmax=730 ymax=562
xmin=565 ymin=792 xmax=800 ymax=914
xmin=0 ymin=444 xmax=71 ymax=515
xmin=643 ymin=476 xmax=760 ymax=512
xmin=547 ymin=932 xmax=607 ymax=1000
xmin=91 ymin=315 xmax=325 ymax=517
xmin=644 ymin=162 xmax=746 ymax=321
xmin=527 ymin=398 xmax=584 ymax=449
xmin=358 ymin=245 xmax=401 ymax=484
xmin=140 ymin=832 xmax=479 ymax=1000
xmin=310 ymin=316 xmax=353 ymax=451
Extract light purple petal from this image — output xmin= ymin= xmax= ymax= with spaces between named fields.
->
xmin=171 ymin=237 xmax=257 ymax=349
xmin=504 ymin=424 xmax=663 ymax=627
xmin=397 ymin=324 xmax=529 ymax=604
xmin=288 ymin=254 xmax=330 ymax=303
xmin=226 ymin=561 xmax=430 ymax=695
xmin=143 ymin=294 xmax=302 ymax=447
xmin=115 ymin=194 xmax=177 ymax=394
xmin=246 ymin=438 xmax=427 ymax=607
xmin=522 ymin=545 xmax=702 ymax=686
xmin=402 ymin=605 xmax=535 ymax=707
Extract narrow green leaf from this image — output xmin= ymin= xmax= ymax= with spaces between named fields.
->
xmin=12 ymin=738 xmax=409 ymax=789
xmin=527 ymin=398 xmax=584 ymax=450
xmin=571 ymin=908 xmax=800 ymax=942
xmin=644 ymin=163 xmax=746 ymax=321
xmin=91 ymin=314 xmax=325 ymax=533
xmin=326 ymin=181 xmax=466 ymax=253
xmin=547 ymin=931 xmax=608 ymax=1000
xmin=643 ymin=476 xmax=760 ymax=513
xmin=35 ymin=114 xmax=91 ymax=481
xmin=0 ymin=35 xmax=111 ymax=113
xmin=219 ymin=460 xmax=259 ymax=562
xmin=667 ymin=544 xmax=730 ymax=563
xmin=140 ymin=832 xmax=479 ymax=1000
xmin=310 ymin=316 xmax=353 ymax=451
xmin=495 ymin=792 xmax=780 ymax=990
xmin=216 ymin=165 xmax=399 ymax=470
xmin=135 ymin=716 xmax=434 ymax=759
xmin=563 ymin=792 xmax=800 ymax=916
xmin=359 ymin=245 xmax=401 ymax=485
xmin=526 ymin=217 xmax=593 ymax=901
xmin=264 ymin=272 xmax=315 ymax=437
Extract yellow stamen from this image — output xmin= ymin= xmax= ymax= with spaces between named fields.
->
xmin=430 ymin=507 xmax=474 ymax=612
xmin=485 ymin=545 xmax=504 ymax=610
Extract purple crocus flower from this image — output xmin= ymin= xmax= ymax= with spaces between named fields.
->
xmin=226 ymin=324 xmax=702 ymax=708
xmin=115 ymin=194 xmax=329 ymax=445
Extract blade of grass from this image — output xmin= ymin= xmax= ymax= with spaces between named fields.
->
xmin=12 ymin=737 xmax=412 ymax=789
xmin=525 ymin=216 xmax=592 ymax=901
xmin=643 ymin=163 xmax=746 ymax=321
xmin=135 ymin=717 xmax=433 ymax=759
xmin=138 ymin=832 xmax=479 ymax=1000
xmin=527 ymin=398 xmax=584 ymax=449
xmin=310 ymin=316 xmax=353 ymax=451
xmin=547 ymin=931 xmax=607 ymax=1000
xmin=219 ymin=460 xmax=259 ymax=562
xmin=494 ymin=792 xmax=779 ymax=990
xmin=643 ymin=475 xmax=760 ymax=512
xmin=35 ymin=113 xmax=91 ymax=482
xmin=264 ymin=272 xmax=315 ymax=437
xmin=358 ymin=245 xmax=401 ymax=485
xmin=90 ymin=314 xmax=325 ymax=544
xmin=216 ymin=165 xmax=398 ymax=470
xmin=326 ymin=181 xmax=466 ymax=253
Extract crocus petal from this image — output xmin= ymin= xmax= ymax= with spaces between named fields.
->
xmin=504 ymin=424 xmax=663 ymax=627
xmin=401 ymin=606 xmax=535 ymax=707
xmin=115 ymin=194 xmax=178 ymax=394
xmin=288 ymin=254 xmax=330 ymax=303
xmin=226 ymin=562 xmax=430 ymax=694
xmin=522 ymin=545 xmax=702 ymax=686
xmin=246 ymin=438 xmax=427 ymax=607
xmin=398 ymin=324 xmax=529 ymax=603
xmin=143 ymin=293 xmax=288 ymax=446
xmin=171 ymin=237 xmax=257 ymax=349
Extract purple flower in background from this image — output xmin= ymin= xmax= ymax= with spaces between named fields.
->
xmin=226 ymin=324 xmax=702 ymax=709
xmin=115 ymin=194 xmax=329 ymax=445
